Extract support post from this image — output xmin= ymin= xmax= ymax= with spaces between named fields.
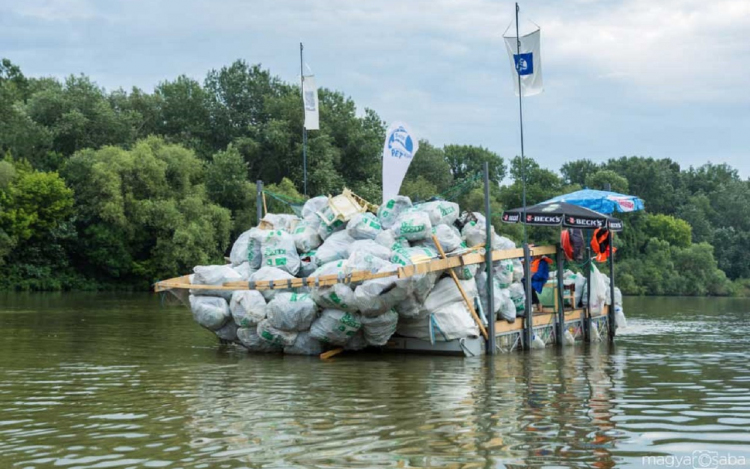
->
xmin=584 ymin=245 xmax=592 ymax=342
xmin=300 ymin=42 xmax=308 ymax=197
xmin=483 ymin=162 xmax=496 ymax=355
xmin=523 ymin=243 xmax=533 ymax=349
xmin=608 ymin=230 xmax=616 ymax=342
xmin=556 ymin=244 xmax=565 ymax=346
xmin=256 ymin=180 xmax=264 ymax=225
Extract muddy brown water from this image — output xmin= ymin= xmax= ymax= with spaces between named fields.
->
xmin=1 ymin=293 xmax=749 ymax=468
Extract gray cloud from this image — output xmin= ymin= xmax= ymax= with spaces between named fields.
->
xmin=2 ymin=0 xmax=749 ymax=177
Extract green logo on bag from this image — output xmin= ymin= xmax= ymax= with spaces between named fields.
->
xmin=400 ymin=222 xmax=425 ymax=234
xmin=439 ymin=205 xmax=455 ymax=216
xmin=386 ymin=200 xmax=395 ymax=209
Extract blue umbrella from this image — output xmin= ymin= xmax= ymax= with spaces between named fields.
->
xmin=543 ymin=189 xmax=644 ymax=215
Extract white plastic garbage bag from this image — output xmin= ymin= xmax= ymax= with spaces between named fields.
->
xmin=454 ymin=263 xmax=478 ymax=281
xmin=588 ymin=265 xmax=608 ymax=314
xmin=309 ymin=309 xmax=363 ymax=346
xmin=418 ymin=225 xmax=463 ymax=253
xmin=233 ymin=262 xmax=256 ymax=281
xmin=530 ymin=333 xmax=546 ymax=349
xmin=615 ymin=287 xmax=623 ymax=307
xmin=266 ymin=292 xmax=318 ymax=331
xmin=257 ymin=319 xmax=298 ymax=346
xmin=347 ymin=250 xmax=391 ymax=273
xmin=316 ymin=205 xmax=346 ymax=240
xmin=390 ymin=246 xmax=437 ymax=267
xmin=615 ymin=306 xmax=627 ymax=329
xmin=261 ymin=213 xmax=300 ymax=232
xmin=302 ymin=196 xmax=329 ymax=221
xmin=498 ymin=288 xmax=516 ymax=322
xmin=397 ymin=278 xmax=480 ymax=342
xmin=494 ymin=260 xmax=514 ymax=288
xmin=395 ymin=294 xmax=424 ymax=320
xmin=563 ymin=329 xmax=575 ymax=345
xmin=418 ymin=200 xmax=460 ymax=226
xmin=261 ymin=230 xmax=301 ymax=275
xmin=249 ymin=266 xmax=296 ymax=301
xmin=309 ymin=261 xmax=359 ymax=313
xmin=237 ymin=326 xmax=283 ymax=352
xmin=189 ymin=295 xmax=230 ymax=330
xmin=346 ymin=212 xmax=382 ymax=240
xmin=361 ymin=309 xmax=398 ymax=346
xmin=229 ymin=228 xmax=268 ymax=268
xmin=354 ymin=266 xmax=410 ymax=317
xmin=192 ymin=265 xmax=242 ymax=300
xmin=377 ymin=196 xmax=412 ymax=229
xmin=284 ymin=331 xmax=325 ymax=355
xmin=292 ymin=220 xmax=322 ymax=253
xmin=346 ymin=239 xmax=392 ymax=261
xmin=375 ymin=230 xmax=410 ymax=252
xmin=512 ymin=258 xmax=524 ymax=282
xmin=315 ymin=231 xmax=355 ymax=266
xmin=392 ymin=210 xmax=433 ymax=241
xmin=476 ymin=271 xmax=501 ymax=320
xmin=230 ymin=290 xmax=267 ymax=327
xmin=509 ymin=282 xmax=526 ymax=317
xmin=298 ymin=251 xmax=318 ymax=277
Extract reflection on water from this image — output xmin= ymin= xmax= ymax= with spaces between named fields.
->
xmin=0 ymin=293 xmax=749 ymax=468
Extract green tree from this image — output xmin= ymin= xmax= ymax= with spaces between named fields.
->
xmin=585 ymin=169 xmax=629 ymax=193
xmin=643 ymin=213 xmax=692 ymax=248
xmin=444 ymin=144 xmax=505 ymax=184
xmin=560 ymin=159 xmax=599 ymax=186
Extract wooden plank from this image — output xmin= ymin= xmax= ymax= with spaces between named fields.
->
xmin=320 ymin=348 xmax=344 ymax=360
xmin=154 ymin=244 xmax=560 ymax=292
xmin=495 ymin=309 xmax=586 ymax=335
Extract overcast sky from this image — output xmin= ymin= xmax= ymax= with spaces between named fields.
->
xmin=3 ymin=0 xmax=749 ymax=178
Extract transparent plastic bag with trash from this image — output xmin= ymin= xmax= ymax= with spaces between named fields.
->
xmin=249 ymin=266 xmax=298 ymax=301
xmin=302 ymin=196 xmax=329 ymax=221
xmin=230 ymin=290 xmax=267 ymax=328
xmin=266 ymin=292 xmax=318 ymax=332
xmin=237 ymin=326 xmax=283 ymax=352
xmin=375 ymin=230 xmax=410 ymax=252
xmin=261 ymin=213 xmax=300 ymax=232
xmin=417 ymin=200 xmax=459 ymax=226
xmin=315 ymin=231 xmax=355 ymax=266
xmin=309 ymin=309 xmax=363 ymax=346
xmin=509 ymin=282 xmax=526 ymax=317
xmin=417 ymin=225 xmax=463 ymax=253
xmin=261 ymin=230 xmax=301 ymax=275
xmin=191 ymin=265 xmax=242 ymax=300
xmin=354 ymin=265 xmax=410 ymax=317
xmin=377 ymin=195 xmax=412 ymax=230
xmin=189 ymin=295 xmax=230 ymax=330
xmin=229 ymin=227 xmax=268 ymax=269
xmin=309 ymin=261 xmax=359 ymax=313
xmin=346 ymin=212 xmax=382 ymax=240
xmin=361 ymin=309 xmax=399 ymax=346
xmin=292 ymin=219 xmax=322 ymax=253
xmin=391 ymin=209 xmax=433 ymax=241
xmin=346 ymin=239 xmax=392 ymax=261
xmin=257 ymin=319 xmax=298 ymax=346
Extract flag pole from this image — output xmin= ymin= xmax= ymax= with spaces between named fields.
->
xmin=516 ymin=3 xmax=534 ymax=349
xmin=515 ymin=2 xmax=526 ymax=243
xmin=300 ymin=42 xmax=308 ymax=197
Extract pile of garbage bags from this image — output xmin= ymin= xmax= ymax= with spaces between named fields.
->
xmin=188 ymin=193 xmax=531 ymax=355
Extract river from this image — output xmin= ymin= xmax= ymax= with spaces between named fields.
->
xmin=1 ymin=293 xmax=749 ymax=468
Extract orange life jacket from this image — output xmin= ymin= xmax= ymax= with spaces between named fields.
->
xmin=531 ymin=256 xmax=553 ymax=274
xmin=590 ymin=228 xmax=616 ymax=262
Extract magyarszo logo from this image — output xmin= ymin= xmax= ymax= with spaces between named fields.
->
xmin=388 ymin=126 xmax=415 ymax=159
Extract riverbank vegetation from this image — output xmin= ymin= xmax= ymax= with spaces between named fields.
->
xmin=1 ymin=58 xmax=748 ymax=295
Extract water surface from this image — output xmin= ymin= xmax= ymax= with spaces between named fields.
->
xmin=1 ymin=293 xmax=749 ymax=468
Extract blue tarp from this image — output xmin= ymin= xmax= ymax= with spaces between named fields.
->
xmin=544 ymin=189 xmax=644 ymax=215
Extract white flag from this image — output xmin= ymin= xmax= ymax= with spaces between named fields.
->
xmin=302 ymin=75 xmax=319 ymax=130
xmin=382 ymin=121 xmax=419 ymax=204
xmin=503 ymin=28 xmax=543 ymax=97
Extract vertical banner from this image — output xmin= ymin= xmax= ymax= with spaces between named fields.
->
xmin=503 ymin=28 xmax=543 ymax=97
xmin=302 ymin=76 xmax=319 ymax=130
xmin=382 ymin=121 xmax=419 ymax=203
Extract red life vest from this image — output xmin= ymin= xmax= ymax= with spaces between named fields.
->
xmin=591 ymin=228 xmax=616 ymax=262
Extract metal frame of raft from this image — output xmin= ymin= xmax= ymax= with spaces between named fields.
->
xmin=155 ymin=243 xmax=615 ymax=357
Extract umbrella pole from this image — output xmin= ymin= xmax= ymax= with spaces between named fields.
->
xmin=609 ymin=230 xmax=616 ymax=342
xmin=584 ymin=233 xmax=592 ymax=343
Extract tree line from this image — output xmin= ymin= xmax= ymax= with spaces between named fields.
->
xmin=1 ymin=58 xmax=748 ymax=296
